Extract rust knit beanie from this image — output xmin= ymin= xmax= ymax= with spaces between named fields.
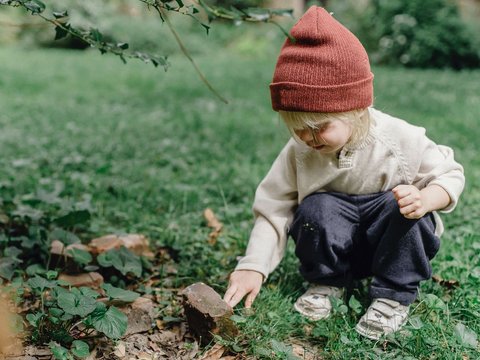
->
xmin=270 ymin=6 xmax=374 ymax=113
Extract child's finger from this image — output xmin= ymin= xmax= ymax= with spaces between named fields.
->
xmin=397 ymin=195 xmax=415 ymax=208
xmin=228 ymin=289 xmax=246 ymax=308
xmin=223 ymin=285 xmax=237 ymax=305
xmin=392 ymin=187 xmax=411 ymax=200
xmin=245 ymin=289 xmax=259 ymax=309
xmin=399 ymin=203 xmax=417 ymax=215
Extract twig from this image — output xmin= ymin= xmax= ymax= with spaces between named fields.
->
xmin=155 ymin=7 xmax=228 ymax=104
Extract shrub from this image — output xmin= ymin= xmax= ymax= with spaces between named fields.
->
xmin=364 ymin=0 xmax=480 ymax=69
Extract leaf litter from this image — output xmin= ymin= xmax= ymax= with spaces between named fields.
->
xmin=2 ymin=220 xmax=247 ymax=359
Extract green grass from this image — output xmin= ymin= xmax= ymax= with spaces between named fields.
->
xmin=1 ymin=28 xmax=479 ymax=359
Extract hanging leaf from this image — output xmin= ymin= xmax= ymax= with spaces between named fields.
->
xmin=52 ymin=10 xmax=68 ymax=18
xmin=23 ymin=0 xmax=45 ymax=14
xmin=55 ymin=26 xmax=69 ymax=41
xmin=102 ymin=283 xmax=140 ymax=303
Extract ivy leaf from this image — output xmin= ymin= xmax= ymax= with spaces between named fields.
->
xmin=0 ymin=257 xmax=17 ymax=280
xmin=348 ymin=295 xmax=362 ymax=314
xmin=26 ymin=311 xmax=45 ymax=327
xmin=97 ymin=247 xmax=142 ymax=277
xmin=89 ymin=304 xmax=127 ymax=339
xmin=26 ymin=264 xmax=46 ymax=276
xmin=53 ymin=210 xmax=90 ymax=227
xmin=408 ymin=316 xmax=424 ymax=330
xmin=71 ymin=340 xmax=89 ymax=358
xmin=46 ymin=270 xmax=58 ymax=280
xmin=49 ymin=228 xmax=80 ymax=245
xmin=67 ymin=248 xmax=92 ymax=265
xmin=4 ymin=246 xmax=22 ymax=259
xmin=424 ymin=294 xmax=446 ymax=312
xmin=79 ymin=286 xmax=100 ymax=299
xmin=270 ymin=339 xmax=292 ymax=356
xmin=27 ymin=276 xmax=56 ymax=292
xmin=454 ymin=323 xmax=478 ymax=349
xmin=102 ymin=283 xmax=140 ymax=303
xmin=49 ymin=342 xmax=73 ymax=360
xmin=57 ymin=291 xmax=97 ymax=317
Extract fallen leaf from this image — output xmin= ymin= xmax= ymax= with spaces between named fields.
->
xmin=58 ymin=272 xmax=104 ymax=288
xmin=432 ymin=274 xmax=459 ymax=289
xmin=89 ymin=234 xmax=154 ymax=257
xmin=200 ymin=343 xmax=226 ymax=360
xmin=291 ymin=343 xmax=305 ymax=358
xmin=203 ymin=208 xmax=223 ymax=245
xmin=113 ymin=341 xmax=126 ymax=358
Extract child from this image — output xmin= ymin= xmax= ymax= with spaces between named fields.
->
xmin=223 ymin=6 xmax=465 ymax=340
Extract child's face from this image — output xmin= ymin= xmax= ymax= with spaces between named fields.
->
xmin=294 ymin=120 xmax=352 ymax=154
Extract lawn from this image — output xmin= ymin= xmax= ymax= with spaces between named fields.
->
xmin=0 ymin=27 xmax=479 ymax=359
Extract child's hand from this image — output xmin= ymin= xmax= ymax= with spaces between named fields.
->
xmin=223 ymin=270 xmax=263 ymax=309
xmin=392 ymin=184 xmax=428 ymax=219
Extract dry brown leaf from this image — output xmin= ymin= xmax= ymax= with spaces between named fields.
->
xmin=200 ymin=343 xmax=226 ymax=360
xmin=203 ymin=208 xmax=223 ymax=245
xmin=432 ymin=274 xmax=459 ymax=289
xmin=58 ymin=272 xmax=104 ymax=289
xmin=89 ymin=234 xmax=154 ymax=257
xmin=113 ymin=341 xmax=126 ymax=358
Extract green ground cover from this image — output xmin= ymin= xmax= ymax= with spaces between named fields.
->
xmin=0 ymin=30 xmax=479 ymax=358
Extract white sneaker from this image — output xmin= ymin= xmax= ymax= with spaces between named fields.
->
xmin=355 ymin=298 xmax=409 ymax=340
xmin=293 ymin=285 xmax=344 ymax=320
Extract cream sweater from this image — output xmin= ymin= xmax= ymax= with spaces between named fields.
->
xmin=235 ymin=108 xmax=465 ymax=279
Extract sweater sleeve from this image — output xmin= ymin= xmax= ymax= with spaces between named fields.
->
xmin=411 ymin=136 xmax=465 ymax=213
xmin=235 ymin=140 xmax=298 ymax=279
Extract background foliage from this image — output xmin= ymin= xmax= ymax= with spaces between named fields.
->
xmin=329 ymin=0 xmax=480 ymax=69
xmin=2 ymin=0 xmax=480 ymax=70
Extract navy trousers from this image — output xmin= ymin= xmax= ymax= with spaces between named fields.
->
xmin=289 ymin=191 xmax=440 ymax=305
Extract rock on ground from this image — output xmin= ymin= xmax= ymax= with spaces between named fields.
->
xmin=181 ymin=283 xmax=238 ymax=344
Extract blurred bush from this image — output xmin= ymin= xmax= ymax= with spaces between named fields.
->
xmin=0 ymin=0 xmax=281 ymax=57
xmin=329 ymin=0 xmax=480 ymax=69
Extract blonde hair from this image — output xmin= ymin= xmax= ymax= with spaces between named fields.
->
xmin=279 ymin=108 xmax=372 ymax=146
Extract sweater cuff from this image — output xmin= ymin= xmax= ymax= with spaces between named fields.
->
xmin=235 ymin=259 xmax=269 ymax=282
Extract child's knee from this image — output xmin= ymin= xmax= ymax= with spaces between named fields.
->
xmin=294 ymin=192 xmax=339 ymax=224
